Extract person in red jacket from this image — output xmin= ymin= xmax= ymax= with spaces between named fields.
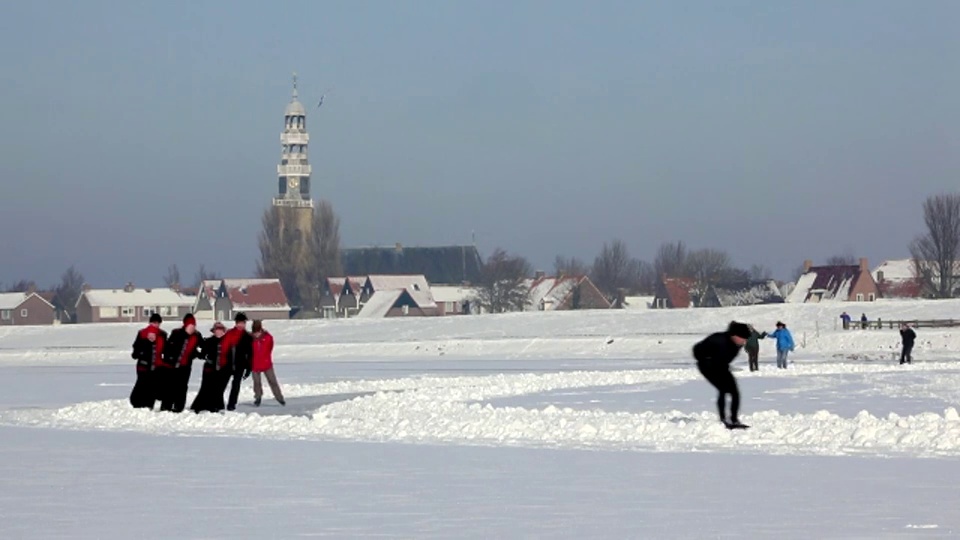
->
xmin=130 ymin=313 xmax=167 ymax=409
xmin=220 ymin=312 xmax=253 ymax=411
xmin=251 ymin=320 xmax=285 ymax=406
xmin=157 ymin=313 xmax=203 ymax=412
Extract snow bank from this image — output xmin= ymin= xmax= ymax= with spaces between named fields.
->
xmin=7 ymin=362 xmax=960 ymax=458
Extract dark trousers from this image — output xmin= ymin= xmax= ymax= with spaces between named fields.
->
xmin=158 ymin=367 xmax=192 ymax=412
xmin=746 ymin=348 xmax=759 ymax=371
xmin=697 ymin=362 xmax=740 ymax=423
xmin=901 ymin=343 xmax=914 ymax=364
xmin=129 ymin=370 xmax=156 ymax=409
xmin=225 ymin=369 xmax=245 ymax=411
xmin=190 ymin=368 xmax=228 ymax=413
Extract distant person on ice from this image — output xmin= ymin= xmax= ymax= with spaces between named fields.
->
xmin=767 ymin=321 xmax=795 ymax=369
xmin=221 ymin=312 xmax=253 ymax=411
xmin=251 ymin=320 xmax=285 ymax=407
xmin=861 ymin=313 xmax=868 ymax=329
xmin=840 ymin=311 xmax=851 ymax=330
xmin=157 ymin=314 xmax=203 ymax=412
xmin=190 ymin=321 xmax=227 ymax=413
xmin=692 ymin=321 xmax=752 ymax=429
xmin=744 ymin=325 xmax=767 ymax=372
xmin=130 ymin=313 xmax=167 ymax=409
xmin=899 ymin=323 xmax=916 ymax=365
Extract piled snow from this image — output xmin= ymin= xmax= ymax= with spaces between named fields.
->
xmin=6 ymin=362 xmax=960 ymax=458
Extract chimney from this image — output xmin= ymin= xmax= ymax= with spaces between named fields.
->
xmin=123 ymin=282 xmax=135 ymax=293
xmin=877 ymin=270 xmax=885 ymax=283
xmin=859 ymin=258 xmax=868 ymax=271
xmin=803 ymin=260 xmax=813 ymax=273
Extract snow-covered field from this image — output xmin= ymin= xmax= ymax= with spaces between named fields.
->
xmin=3 ymin=299 xmax=960 ymax=538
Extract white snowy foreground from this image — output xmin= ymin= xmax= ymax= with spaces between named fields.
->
xmin=3 ymin=299 xmax=960 ymax=538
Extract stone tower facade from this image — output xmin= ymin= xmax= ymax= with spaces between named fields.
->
xmin=273 ymin=72 xmax=314 ymax=240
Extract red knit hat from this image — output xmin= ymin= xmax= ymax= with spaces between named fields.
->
xmin=183 ymin=314 xmax=196 ymax=328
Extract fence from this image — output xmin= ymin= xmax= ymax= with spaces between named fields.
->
xmin=841 ymin=319 xmax=960 ymax=330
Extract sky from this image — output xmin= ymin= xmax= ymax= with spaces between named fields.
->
xmin=1 ymin=0 xmax=958 ymax=287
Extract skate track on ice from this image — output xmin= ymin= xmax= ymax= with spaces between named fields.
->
xmin=5 ymin=361 xmax=960 ymax=459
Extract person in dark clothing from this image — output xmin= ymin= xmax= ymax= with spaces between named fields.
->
xmin=899 ymin=324 xmax=916 ymax=365
xmin=130 ymin=313 xmax=167 ymax=409
xmin=157 ymin=313 xmax=203 ymax=412
xmin=744 ymin=325 xmax=767 ymax=372
xmin=221 ymin=312 xmax=253 ymax=411
xmin=840 ymin=311 xmax=851 ymax=330
xmin=693 ymin=321 xmax=752 ymax=428
xmin=190 ymin=321 xmax=228 ymax=413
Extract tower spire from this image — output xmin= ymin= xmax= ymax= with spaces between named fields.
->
xmin=292 ymin=71 xmax=298 ymax=100
xmin=274 ymin=72 xmax=312 ymax=210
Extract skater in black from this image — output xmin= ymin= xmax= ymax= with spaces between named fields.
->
xmin=693 ymin=321 xmax=752 ymax=429
xmin=899 ymin=324 xmax=916 ymax=364
xmin=190 ymin=321 xmax=228 ymax=413
xmin=221 ymin=312 xmax=253 ymax=411
xmin=157 ymin=314 xmax=203 ymax=412
xmin=130 ymin=313 xmax=167 ymax=409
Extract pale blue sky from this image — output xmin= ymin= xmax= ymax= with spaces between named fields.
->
xmin=1 ymin=1 xmax=958 ymax=287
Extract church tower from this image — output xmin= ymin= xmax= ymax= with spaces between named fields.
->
xmin=273 ymin=72 xmax=314 ymax=239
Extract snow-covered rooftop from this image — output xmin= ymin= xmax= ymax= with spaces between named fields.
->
xmin=0 ymin=293 xmax=29 ymax=310
xmin=80 ymin=288 xmax=195 ymax=308
xmin=356 ymin=290 xmax=404 ymax=318
xmin=872 ymin=259 xmax=917 ymax=282
xmin=365 ymin=275 xmax=436 ymax=309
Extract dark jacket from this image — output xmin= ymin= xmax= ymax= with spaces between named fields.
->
xmin=202 ymin=335 xmax=223 ymax=372
xmin=160 ymin=328 xmax=203 ymax=369
xmin=900 ymin=328 xmax=916 ymax=346
xmin=745 ymin=329 xmax=767 ymax=351
xmin=219 ymin=327 xmax=253 ymax=373
xmin=131 ymin=325 xmax=168 ymax=373
xmin=693 ymin=331 xmax=743 ymax=367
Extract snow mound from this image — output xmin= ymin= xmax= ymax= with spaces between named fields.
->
xmin=6 ymin=363 xmax=960 ymax=458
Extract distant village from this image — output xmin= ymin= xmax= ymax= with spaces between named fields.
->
xmin=0 ymin=252 xmax=931 ymax=327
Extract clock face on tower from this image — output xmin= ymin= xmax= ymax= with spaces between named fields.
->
xmin=288 ymin=177 xmax=299 ymax=191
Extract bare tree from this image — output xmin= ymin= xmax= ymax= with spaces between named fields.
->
xmin=53 ymin=265 xmax=84 ymax=322
xmin=637 ymin=260 xmax=657 ymax=294
xmin=163 ymin=264 xmax=181 ymax=288
xmin=591 ymin=239 xmax=640 ymax=297
xmin=654 ymin=241 xmax=688 ymax=279
xmin=910 ymin=193 xmax=960 ymax=298
xmin=749 ymin=264 xmax=773 ymax=281
xmin=686 ymin=248 xmax=732 ymax=285
xmin=300 ymin=200 xmax=343 ymax=311
xmin=194 ymin=264 xmax=221 ymax=289
xmin=554 ymin=255 xmax=590 ymax=277
xmin=476 ymin=248 xmax=532 ymax=313
xmin=4 ymin=279 xmax=36 ymax=293
xmin=825 ymin=252 xmax=856 ymax=266
xmin=256 ymin=206 xmax=300 ymax=305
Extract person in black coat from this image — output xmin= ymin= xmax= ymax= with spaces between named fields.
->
xmin=899 ymin=324 xmax=916 ymax=365
xmin=157 ymin=313 xmax=203 ymax=412
xmin=130 ymin=313 xmax=168 ymax=409
xmin=222 ymin=312 xmax=253 ymax=411
xmin=693 ymin=321 xmax=752 ymax=428
xmin=190 ymin=321 xmax=228 ymax=413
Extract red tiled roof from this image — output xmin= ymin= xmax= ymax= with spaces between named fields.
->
xmin=222 ymin=279 xmax=290 ymax=311
xmin=663 ymin=277 xmax=698 ymax=308
xmin=326 ymin=277 xmax=345 ymax=297
xmin=878 ymin=278 xmax=923 ymax=298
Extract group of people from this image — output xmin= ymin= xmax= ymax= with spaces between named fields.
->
xmin=692 ymin=320 xmax=795 ymax=429
xmin=129 ymin=311 xmax=286 ymax=413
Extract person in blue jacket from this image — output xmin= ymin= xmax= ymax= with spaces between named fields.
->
xmin=766 ymin=321 xmax=795 ymax=369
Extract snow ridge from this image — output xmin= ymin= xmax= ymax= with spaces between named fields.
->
xmin=6 ymin=363 xmax=960 ymax=458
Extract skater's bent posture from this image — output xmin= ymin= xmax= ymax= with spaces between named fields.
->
xmin=693 ymin=321 xmax=752 ymax=428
